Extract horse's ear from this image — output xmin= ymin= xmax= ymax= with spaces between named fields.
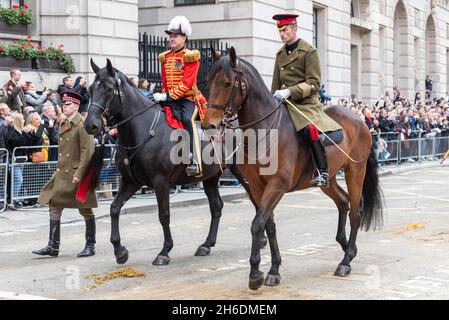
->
xmin=211 ymin=46 xmax=221 ymax=62
xmin=229 ymin=46 xmax=237 ymax=68
xmin=106 ymin=58 xmax=116 ymax=77
xmin=90 ymin=58 xmax=100 ymax=74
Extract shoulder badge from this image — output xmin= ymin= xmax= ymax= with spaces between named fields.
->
xmin=183 ymin=49 xmax=201 ymax=63
xmin=158 ymin=50 xmax=170 ymax=64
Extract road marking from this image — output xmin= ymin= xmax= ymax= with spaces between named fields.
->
xmin=384 ymin=276 xmax=449 ymax=300
xmin=281 ymin=244 xmax=337 ymax=257
xmin=280 ymin=204 xmax=335 ymax=210
xmin=16 ymin=229 xmax=38 ymax=233
xmin=198 ymin=256 xmax=271 ymax=272
xmin=384 ymin=189 xmax=449 ymax=203
xmin=0 ymin=232 xmax=20 ymax=237
xmin=0 ymin=291 xmax=54 ymax=300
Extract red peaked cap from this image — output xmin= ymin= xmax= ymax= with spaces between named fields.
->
xmin=272 ymin=14 xmax=299 ymax=30
xmin=61 ymin=90 xmax=83 ymax=105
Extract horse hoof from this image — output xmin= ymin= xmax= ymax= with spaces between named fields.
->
xmin=194 ymin=246 xmax=211 ymax=257
xmin=248 ymin=272 xmax=265 ymax=291
xmin=260 ymin=237 xmax=268 ymax=249
xmin=115 ymin=247 xmax=129 ymax=265
xmin=264 ymin=274 xmax=281 ymax=287
xmin=152 ymin=255 xmax=170 ymax=266
xmin=334 ymin=264 xmax=351 ymax=277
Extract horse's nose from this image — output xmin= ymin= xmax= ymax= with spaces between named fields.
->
xmin=207 ymin=124 xmax=217 ymax=130
xmin=85 ymin=123 xmax=99 ymax=134
xmin=90 ymin=124 xmax=99 ymax=133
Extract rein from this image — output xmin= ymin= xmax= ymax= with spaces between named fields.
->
xmin=207 ymin=59 xmax=284 ymax=130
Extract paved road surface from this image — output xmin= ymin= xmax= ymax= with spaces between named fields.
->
xmin=1 ymin=166 xmax=449 ymax=300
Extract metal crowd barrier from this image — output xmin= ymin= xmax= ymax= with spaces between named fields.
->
xmin=0 ymin=148 xmax=8 ymax=212
xmin=5 ymin=132 xmax=447 ymax=210
xmin=377 ymin=130 xmax=449 ymax=165
xmin=9 ymin=145 xmax=122 ymax=205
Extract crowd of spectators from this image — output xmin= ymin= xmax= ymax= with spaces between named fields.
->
xmin=0 ymin=67 xmax=155 ymax=210
xmin=323 ymin=80 xmax=449 ymax=164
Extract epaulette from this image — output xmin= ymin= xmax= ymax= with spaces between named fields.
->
xmin=158 ymin=50 xmax=171 ymax=64
xmin=276 ymin=46 xmax=284 ymax=55
xmin=183 ymin=49 xmax=201 ymax=63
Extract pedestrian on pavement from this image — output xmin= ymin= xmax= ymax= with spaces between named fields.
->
xmin=425 ymin=75 xmax=433 ymax=100
xmin=33 ymin=90 xmax=98 ymax=258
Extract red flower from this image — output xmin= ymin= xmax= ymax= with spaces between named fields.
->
xmin=29 ymin=9 xmax=32 ymax=12
xmin=20 ymin=45 xmax=25 ymax=49
xmin=27 ymin=43 xmax=33 ymax=47
xmin=23 ymin=4 xmax=29 ymax=9
xmin=12 ymin=5 xmax=19 ymax=9
xmin=0 ymin=47 xmax=4 ymax=52
xmin=12 ymin=40 xmax=17 ymax=44
xmin=20 ymin=11 xmax=25 ymax=16
xmin=27 ymin=35 xmax=32 ymax=40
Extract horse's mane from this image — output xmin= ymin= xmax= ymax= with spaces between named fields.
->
xmin=208 ymin=55 xmax=273 ymax=100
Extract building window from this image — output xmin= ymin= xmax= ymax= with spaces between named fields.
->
xmin=174 ymin=0 xmax=215 ymax=6
xmin=0 ymin=0 xmax=24 ymax=8
xmin=414 ymin=8 xmax=420 ymax=28
xmin=313 ymin=8 xmax=318 ymax=48
xmin=379 ymin=0 xmax=386 ymax=15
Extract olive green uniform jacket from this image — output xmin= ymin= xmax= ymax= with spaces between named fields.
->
xmin=39 ymin=112 xmax=97 ymax=208
xmin=271 ymin=39 xmax=341 ymax=132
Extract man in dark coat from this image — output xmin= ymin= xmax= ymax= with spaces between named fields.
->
xmin=33 ymin=91 xmax=97 ymax=258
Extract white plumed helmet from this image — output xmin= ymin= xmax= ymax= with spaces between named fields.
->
xmin=165 ymin=16 xmax=192 ymax=37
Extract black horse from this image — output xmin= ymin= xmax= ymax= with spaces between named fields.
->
xmin=84 ymin=59 xmax=264 ymax=265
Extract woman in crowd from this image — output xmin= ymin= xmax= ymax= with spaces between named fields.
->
xmin=5 ymin=112 xmax=44 ymax=209
xmin=22 ymin=82 xmax=50 ymax=111
xmin=138 ymin=78 xmax=156 ymax=100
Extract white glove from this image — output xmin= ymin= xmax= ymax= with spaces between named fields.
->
xmin=153 ymin=93 xmax=167 ymax=102
xmin=273 ymin=88 xmax=291 ymax=102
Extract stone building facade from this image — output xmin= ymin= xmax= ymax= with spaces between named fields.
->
xmin=0 ymin=0 xmax=139 ymax=88
xmin=1 ymin=0 xmax=448 ymax=104
xmin=139 ymin=0 xmax=449 ymax=103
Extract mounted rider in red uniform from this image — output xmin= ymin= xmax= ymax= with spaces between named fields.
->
xmin=154 ymin=16 xmax=207 ymax=178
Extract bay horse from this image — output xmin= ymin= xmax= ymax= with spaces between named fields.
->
xmin=203 ymin=47 xmax=384 ymax=290
xmin=83 ymin=59 xmax=266 ymax=266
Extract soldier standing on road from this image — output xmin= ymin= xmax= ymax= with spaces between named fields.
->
xmin=33 ymin=91 xmax=98 ymax=258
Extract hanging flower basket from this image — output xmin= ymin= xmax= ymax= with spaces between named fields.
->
xmin=0 ymin=20 xmax=27 ymax=34
xmin=0 ymin=3 xmax=33 ymax=24
xmin=0 ymin=37 xmax=75 ymax=73
xmin=32 ymin=58 xmax=64 ymax=72
xmin=0 ymin=55 xmax=32 ymax=69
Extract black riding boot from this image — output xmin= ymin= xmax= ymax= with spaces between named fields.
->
xmin=184 ymin=126 xmax=202 ymax=177
xmin=310 ymin=140 xmax=330 ymax=188
xmin=77 ymin=217 xmax=96 ymax=257
xmin=32 ymin=220 xmax=60 ymax=257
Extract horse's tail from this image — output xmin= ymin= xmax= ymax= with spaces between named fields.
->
xmin=360 ymin=148 xmax=384 ymax=231
xmin=76 ymin=144 xmax=105 ymax=203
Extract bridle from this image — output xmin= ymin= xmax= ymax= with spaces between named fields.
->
xmin=88 ymin=74 xmax=124 ymax=124
xmin=207 ymin=59 xmax=249 ymax=126
xmin=206 ymin=59 xmax=283 ymax=131
xmin=88 ymin=74 xmax=157 ymax=130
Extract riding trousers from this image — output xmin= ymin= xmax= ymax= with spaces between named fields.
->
xmin=49 ymin=206 xmax=94 ymax=221
xmin=297 ymin=124 xmax=321 ymax=147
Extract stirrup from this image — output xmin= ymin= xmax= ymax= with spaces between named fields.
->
xmin=312 ymin=171 xmax=329 ymax=188
xmin=185 ymin=159 xmax=202 ymax=178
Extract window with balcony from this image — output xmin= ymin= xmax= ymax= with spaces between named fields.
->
xmin=0 ymin=0 xmax=24 ymax=8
